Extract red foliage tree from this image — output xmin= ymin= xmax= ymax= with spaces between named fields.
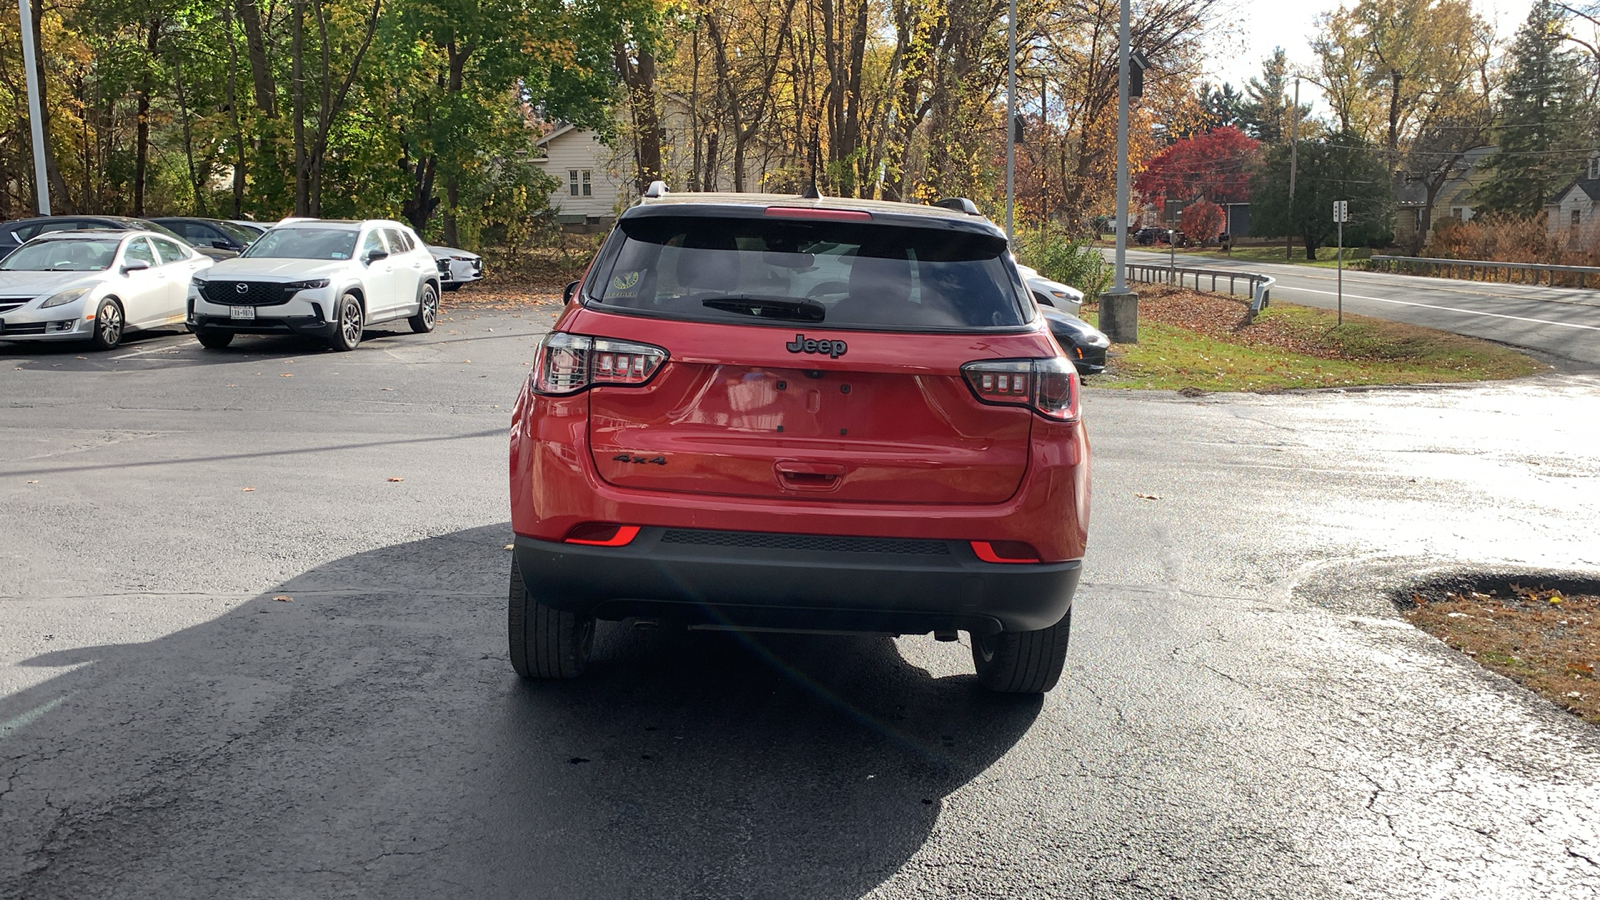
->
xmin=1180 ymin=199 xmax=1227 ymax=244
xmin=1134 ymin=126 xmax=1259 ymax=208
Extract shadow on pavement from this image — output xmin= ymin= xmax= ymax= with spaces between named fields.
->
xmin=0 ymin=524 xmax=1038 ymax=900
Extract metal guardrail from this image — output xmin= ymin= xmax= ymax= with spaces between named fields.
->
xmin=1124 ymin=263 xmax=1276 ymax=314
xmin=1369 ymin=255 xmax=1600 ymax=289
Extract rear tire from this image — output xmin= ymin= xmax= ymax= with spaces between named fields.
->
xmin=971 ymin=609 xmax=1071 ymax=694
xmin=408 ymin=283 xmax=438 ymax=333
xmin=196 ymin=331 xmax=234 ymax=350
xmin=508 ymin=556 xmax=594 ymax=679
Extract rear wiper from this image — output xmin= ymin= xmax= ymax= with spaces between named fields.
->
xmin=701 ymin=294 xmax=825 ymax=322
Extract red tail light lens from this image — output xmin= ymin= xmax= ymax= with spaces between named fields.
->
xmin=971 ymin=541 xmax=1042 ymax=564
xmin=961 ymin=357 xmax=1080 ymax=422
xmin=532 ymin=333 xmax=667 ymax=395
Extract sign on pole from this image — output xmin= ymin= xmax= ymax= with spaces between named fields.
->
xmin=1334 ymin=200 xmax=1347 ymax=325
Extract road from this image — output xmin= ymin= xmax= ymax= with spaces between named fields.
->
xmin=1121 ymin=248 xmax=1600 ymax=366
xmin=2 ymin=306 xmax=1599 ymax=898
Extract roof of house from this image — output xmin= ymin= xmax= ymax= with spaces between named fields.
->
xmin=535 ymin=123 xmax=580 ymax=147
xmin=1551 ymin=177 xmax=1600 ymax=204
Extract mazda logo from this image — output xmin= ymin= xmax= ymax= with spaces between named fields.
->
xmin=234 ymin=283 xmax=249 ymax=294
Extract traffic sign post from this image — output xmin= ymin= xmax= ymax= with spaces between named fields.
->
xmin=1334 ymin=201 xmax=1349 ymax=325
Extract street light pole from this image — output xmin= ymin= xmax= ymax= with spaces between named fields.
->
xmin=1113 ymin=0 xmax=1129 ymax=293
xmin=18 ymin=0 xmax=52 ymax=215
xmin=1098 ymin=0 xmax=1137 ymax=343
xmin=1005 ymin=0 xmax=1017 ymax=245
xmin=1286 ymin=77 xmax=1299 ymax=261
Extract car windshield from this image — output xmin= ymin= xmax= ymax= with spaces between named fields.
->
xmin=0 ymin=239 xmax=120 ymax=271
xmin=242 ymin=227 xmax=358 ymax=260
xmin=590 ymin=214 xmax=1028 ymax=331
xmin=215 ymin=221 xmax=259 ymax=245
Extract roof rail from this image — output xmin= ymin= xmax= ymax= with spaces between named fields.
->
xmin=643 ymin=180 xmax=668 ymax=199
xmin=932 ymin=198 xmax=980 ymax=215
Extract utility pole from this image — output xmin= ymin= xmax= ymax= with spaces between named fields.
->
xmin=1287 ymin=77 xmax=1299 ymax=261
xmin=1005 ymin=0 xmax=1017 ymax=245
xmin=1099 ymin=0 xmax=1137 ymax=343
xmin=18 ymin=0 xmax=52 ymax=215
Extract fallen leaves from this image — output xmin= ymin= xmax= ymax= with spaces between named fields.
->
xmin=387 ymin=476 xmax=405 ymax=482
xmin=273 ymin=595 xmax=293 ymax=602
xmin=241 ymin=487 xmax=256 ymax=492
xmin=1135 ymin=493 xmax=1162 ymax=501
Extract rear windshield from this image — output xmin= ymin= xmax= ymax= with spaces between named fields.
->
xmin=587 ymin=214 xmax=1029 ymax=330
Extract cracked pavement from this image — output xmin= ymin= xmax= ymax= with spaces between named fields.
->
xmin=1 ymin=306 xmax=1598 ymax=898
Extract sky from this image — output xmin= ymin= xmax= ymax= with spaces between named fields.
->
xmin=1204 ymin=0 xmax=1539 ymax=107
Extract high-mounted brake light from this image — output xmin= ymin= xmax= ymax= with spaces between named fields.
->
xmin=961 ymin=357 xmax=1080 ymax=422
xmin=532 ymin=333 xmax=667 ymax=395
xmin=763 ymin=207 xmax=873 ymax=222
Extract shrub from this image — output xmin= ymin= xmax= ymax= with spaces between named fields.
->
xmin=1014 ymin=226 xmax=1113 ymax=297
xmin=1180 ymin=199 xmax=1226 ymax=245
xmin=1426 ymin=211 xmax=1598 ymax=266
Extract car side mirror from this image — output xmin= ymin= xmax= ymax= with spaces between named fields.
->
xmin=563 ymin=281 xmax=580 ymax=305
xmin=122 ymin=259 xmax=151 ymax=274
xmin=212 ymin=240 xmax=234 ymax=250
xmin=365 ymin=249 xmax=390 ymax=264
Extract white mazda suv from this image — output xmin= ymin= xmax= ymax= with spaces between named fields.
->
xmin=187 ymin=219 xmax=440 ymax=351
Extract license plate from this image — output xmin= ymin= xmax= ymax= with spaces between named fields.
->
xmin=230 ymin=306 xmax=256 ymax=320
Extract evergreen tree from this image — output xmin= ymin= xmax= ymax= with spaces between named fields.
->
xmin=1242 ymin=48 xmax=1292 ymax=145
xmin=1478 ymin=1 xmax=1593 ymax=215
xmin=1249 ymin=131 xmax=1395 ymax=259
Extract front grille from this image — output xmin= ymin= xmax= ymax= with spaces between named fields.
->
xmin=199 ymin=280 xmax=296 ymax=306
xmin=0 ymin=298 xmax=30 ymax=314
xmin=660 ymin=529 xmax=950 ymax=555
xmin=0 ymin=322 xmax=47 ymax=335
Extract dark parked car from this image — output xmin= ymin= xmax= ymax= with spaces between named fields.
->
xmin=150 ymin=217 xmax=260 ymax=254
xmin=0 ymin=215 xmax=231 ymax=260
xmin=1041 ymin=306 xmax=1109 ymax=376
xmin=507 ymin=186 xmax=1090 ymax=694
xmin=1134 ymin=226 xmax=1162 ymax=246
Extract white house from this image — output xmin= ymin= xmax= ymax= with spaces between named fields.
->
xmin=1546 ymin=153 xmax=1600 ymax=251
xmin=533 ymin=123 xmax=625 ymax=228
xmin=533 ymin=97 xmax=797 ymax=229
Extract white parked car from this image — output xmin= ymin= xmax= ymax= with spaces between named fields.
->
xmin=0 ymin=230 xmax=212 ymax=350
xmin=188 ymin=219 xmax=440 ymax=351
xmin=1015 ymin=264 xmax=1084 ymax=316
xmin=428 ymin=246 xmax=483 ymax=291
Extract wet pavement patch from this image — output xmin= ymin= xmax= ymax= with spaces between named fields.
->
xmin=1398 ymin=574 xmax=1600 ymax=726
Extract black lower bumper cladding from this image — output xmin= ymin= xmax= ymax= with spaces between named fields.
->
xmin=514 ymin=527 xmax=1080 ymax=635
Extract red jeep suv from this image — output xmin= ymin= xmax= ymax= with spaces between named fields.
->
xmin=508 ymin=192 xmax=1090 ymax=693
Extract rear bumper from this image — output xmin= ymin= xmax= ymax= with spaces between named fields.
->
xmin=513 ymin=529 xmax=1080 ymax=635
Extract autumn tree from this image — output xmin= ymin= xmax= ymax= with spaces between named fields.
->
xmin=1134 ymin=125 xmax=1257 ymax=208
xmin=1240 ymin=47 xmax=1308 ymax=145
xmin=1179 ymin=198 xmax=1224 ymax=243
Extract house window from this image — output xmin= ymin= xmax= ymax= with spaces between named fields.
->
xmin=1589 ymin=156 xmax=1599 ymax=180
xmin=569 ymin=169 xmax=592 ymax=197
xmin=1450 ymin=207 xmax=1463 ymax=220
xmin=582 ymin=170 xmax=592 ymax=197
xmin=1575 ymin=209 xmax=1583 ymax=229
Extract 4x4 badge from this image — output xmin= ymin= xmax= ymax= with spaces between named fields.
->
xmin=613 ymin=454 xmax=666 ymax=466
xmin=786 ymin=334 xmax=847 ymax=359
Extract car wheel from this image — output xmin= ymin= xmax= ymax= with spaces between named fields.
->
xmin=508 ymin=556 xmax=593 ymax=679
xmin=971 ymin=609 xmax=1071 ymax=694
xmin=329 ymin=293 xmax=363 ymax=351
xmin=408 ymin=283 xmax=439 ymax=334
xmin=196 ymin=331 xmax=234 ymax=350
xmin=88 ymin=298 xmax=124 ymax=351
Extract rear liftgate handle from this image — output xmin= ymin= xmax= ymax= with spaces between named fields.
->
xmin=774 ymin=461 xmax=846 ymax=492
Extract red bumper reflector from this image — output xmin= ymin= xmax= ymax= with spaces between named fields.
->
xmin=564 ymin=524 xmax=641 ymax=547
xmin=971 ymin=541 xmax=1041 ymax=564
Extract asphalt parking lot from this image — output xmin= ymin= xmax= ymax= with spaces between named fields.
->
xmin=2 ymin=305 xmax=1599 ymax=899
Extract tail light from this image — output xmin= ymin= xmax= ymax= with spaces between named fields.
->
xmin=961 ymin=357 xmax=1080 ymax=422
xmin=564 ymin=523 xmax=641 ymax=546
xmin=532 ymin=332 xmax=667 ymax=395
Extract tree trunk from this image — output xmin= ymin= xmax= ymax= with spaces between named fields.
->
xmin=171 ymin=42 xmax=203 ymax=214
xmin=237 ymin=0 xmax=276 ymax=115
xmin=133 ymin=21 xmax=159 ymax=216
xmin=225 ymin=4 xmax=246 ymax=217
xmin=615 ymin=42 xmax=663 ymax=193
xmin=292 ymin=0 xmax=307 ymax=216
xmin=442 ymin=180 xmax=459 ymax=247
xmin=1303 ymin=235 xmax=1318 ymax=261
